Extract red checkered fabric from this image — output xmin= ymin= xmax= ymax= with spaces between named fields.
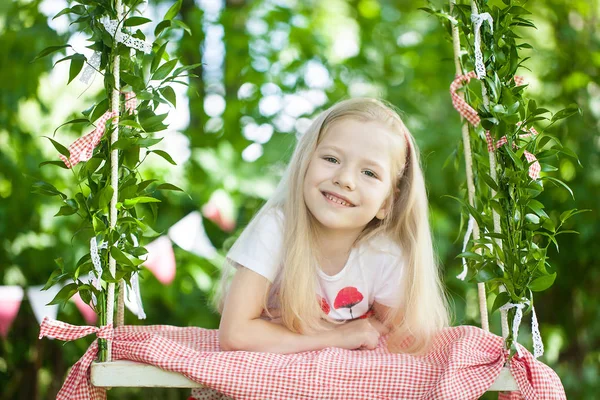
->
xmin=39 ymin=318 xmax=565 ymax=400
xmin=59 ymin=111 xmax=117 ymax=168
xmin=451 ymin=72 xmax=541 ymax=180
xmin=450 ymin=71 xmax=481 ymax=126
xmin=485 ymin=132 xmax=541 ymax=180
xmin=59 ymin=91 xmax=137 ymax=169
xmin=124 ymin=91 xmax=137 ymax=114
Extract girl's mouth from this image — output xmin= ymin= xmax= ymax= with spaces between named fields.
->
xmin=321 ymin=191 xmax=355 ymax=207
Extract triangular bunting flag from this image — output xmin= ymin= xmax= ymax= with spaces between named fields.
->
xmin=27 ymin=285 xmax=60 ymax=325
xmin=143 ymin=235 xmax=176 ymax=285
xmin=168 ymin=211 xmax=216 ymax=259
xmin=0 ymin=286 xmax=24 ymax=338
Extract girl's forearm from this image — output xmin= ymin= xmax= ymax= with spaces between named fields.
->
xmin=219 ymin=318 xmax=335 ymax=354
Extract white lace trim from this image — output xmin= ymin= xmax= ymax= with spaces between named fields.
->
xmin=471 ymin=12 xmax=494 ymax=79
xmin=80 ymin=51 xmax=102 ymax=84
xmin=101 ymin=17 xmax=152 ymax=53
xmin=499 ymin=300 xmax=544 ymax=359
xmin=89 ymin=237 xmax=108 ymax=306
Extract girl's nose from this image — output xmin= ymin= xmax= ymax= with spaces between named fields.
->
xmin=334 ymin=168 xmax=356 ymax=191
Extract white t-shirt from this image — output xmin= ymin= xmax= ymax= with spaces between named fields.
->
xmin=227 ymin=208 xmax=405 ymax=321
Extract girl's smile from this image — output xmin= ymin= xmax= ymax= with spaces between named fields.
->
xmin=321 ymin=191 xmax=356 ymax=207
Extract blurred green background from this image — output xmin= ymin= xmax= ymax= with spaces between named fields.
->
xmin=0 ymin=0 xmax=597 ymax=398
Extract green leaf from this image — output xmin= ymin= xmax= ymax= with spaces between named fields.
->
xmin=159 ymin=86 xmax=176 ymax=106
xmin=121 ymin=72 xmax=145 ymax=90
xmin=110 ymin=246 xmax=134 ymax=266
xmin=527 ymin=199 xmax=548 ymax=218
xmin=53 ymin=118 xmax=89 ymax=136
xmin=479 ymin=172 xmax=499 ymax=192
xmin=551 ymin=104 xmax=581 ymax=123
xmin=43 ymin=136 xmax=70 ymax=158
xmin=164 ymin=0 xmax=182 ymax=20
xmin=491 ymin=292 xmax=511 ymax=314
xmin=529 ymin=273 xmax=557 ymax=292
xmin=172 ymin=19 xmax=192 ymax=35
xmin=154 ymin=20 xmax=172 ymax=37
xmin=31 ymin=45 xmax=72 ymax=62
xmin=48 ymin=283 xmax=78 ymax=305
xmin=118 ymin=120 xmax=144 ymax=130
xmin=55 ymin=202 xmax=79 ymax=216
xmin=150 ymin=150 xmax=177 ymax=165
xmin=90 ymin=99 xmax=109 ymax=123
xmin=123 ymin=197 xmax=162 ymax=207
xmin=39 ymin=160 xmax=69 ymax=169
xmin=98 ymin=186 xmax=114 ymax=209
xmin=68 ymin=54 xmax=85 ymax=84
xmin=124 ymin=17 xmax=152 ymax=27
xmin=52 ymin=7 xmax=73 ymax=20
xmin=559 ymin=209 xmax=590 ymax=223
xmin=156 ymin=183 xmax=184 ymax=192
xmin=151 ymin=42 xmax=168 ymax=73
xmin=542 ymin=176 xmax=574 ymax=199
xmin=42 ymin=269 xmax=66 ymax=290
xmin=151 ymin=59 xmax=178 ymax=81
xmin=137 ymin=137 xmax=164 ymax=147
xmin=32 ymin=181 xmax=67 ymax=199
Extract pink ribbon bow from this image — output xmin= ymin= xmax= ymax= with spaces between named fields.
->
xmin=59 ymin=91 xmax=137 ymax=169
xmin=450 ymin=72 xmax=541 ymax=180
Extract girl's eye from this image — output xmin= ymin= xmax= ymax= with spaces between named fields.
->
xmin=323 ymin=156 xmax=338 ymax=164
xmin=363 ymin=170 xmax=377 ymax=178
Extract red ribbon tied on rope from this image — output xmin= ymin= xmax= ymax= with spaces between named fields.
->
xmin=39 ymin=317 xmax=113 ymax=341
xmin=59 ymin=91 xmax=137 ymax=169
xmin=450 ymin=72 xmax=541 ymax=180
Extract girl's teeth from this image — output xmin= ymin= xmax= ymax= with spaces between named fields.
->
xmin=326 ymin=193 xmax=351 ymax=206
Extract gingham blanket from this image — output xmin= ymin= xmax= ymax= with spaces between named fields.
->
xmin=39 ymin=318 xmax=565 ymax=400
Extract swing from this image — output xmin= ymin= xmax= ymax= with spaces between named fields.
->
xmin=37 ymin=0 xmax=568 ymax=398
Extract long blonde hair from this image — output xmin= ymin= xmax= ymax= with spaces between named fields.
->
xmin=215 ymin=98 xmax=449 ymax=354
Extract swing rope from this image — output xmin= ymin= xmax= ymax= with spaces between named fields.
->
xmin=448 ymin=0 xmax=489 ymax=333
xmin=105 ymin=0 xmax=124 ymax=362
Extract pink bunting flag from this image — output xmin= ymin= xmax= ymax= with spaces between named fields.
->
xmin=72 ymin=292 xmax=98 ymax=325
xmin=0 ymin=286 xmax=24 ymax=338
xmin=202 ymin=201 xmax=236 ymax=232
xmin=143 ymin=236 xmax=176 ymax=285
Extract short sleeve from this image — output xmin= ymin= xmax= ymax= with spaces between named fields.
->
xmin=373 ymin=241 xmax=404 ymax=307
xmin=226 ymin=208 xmax=284 ymax=283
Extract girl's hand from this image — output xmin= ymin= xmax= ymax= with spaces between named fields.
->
xmin=330 ymin=319 xmax=381 ymax=350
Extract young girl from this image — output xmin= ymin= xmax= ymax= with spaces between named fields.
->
xmin=216 ymin=98 xmax=449 ymax=355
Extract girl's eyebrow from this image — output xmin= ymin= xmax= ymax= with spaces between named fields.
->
xmin=319 ymin=145 xmax=385 ymax=171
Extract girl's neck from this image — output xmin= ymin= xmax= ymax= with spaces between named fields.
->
xmin=315 ymin=227 xmax=361 ymax=261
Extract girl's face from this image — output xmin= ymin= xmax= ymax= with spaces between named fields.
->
xmin=303 ymin=118 xmax=397 ymax=236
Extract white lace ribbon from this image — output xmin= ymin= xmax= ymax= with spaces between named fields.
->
xmin=80 ymin=51 xmax=102 ymax=84
xmin=89 ymin=237 xmax=108 ymax=306
xmin=499 ymin=300 xmax=544 ymax=359
xmin=101 ymin=17 xmax=152 ymax=53
xmin=124 ymin=234 xmax=146 ymax=320
xmin=457 ymin=216 xmax=474 ymax=280
xmin=471 ymin=12 xmax=494 ymax=79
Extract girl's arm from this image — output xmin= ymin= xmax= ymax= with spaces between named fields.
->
xmin=219 ymin=266 xmax=380 ymax=353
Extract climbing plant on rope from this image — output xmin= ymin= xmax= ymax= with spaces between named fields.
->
xmin=423 ymin=0 xmax=584 ymax=357
xmin=32 ymin=0 xmax=195 ymax=362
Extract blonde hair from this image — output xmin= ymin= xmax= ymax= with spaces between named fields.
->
xmin=215 ymin=98 xmax=449 ymax=354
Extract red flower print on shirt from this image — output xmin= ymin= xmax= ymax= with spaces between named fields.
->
xmin=334 ymin=287 xmax=364 ymax=319
xmin=318 ymin=295 xmax=331 ymax=314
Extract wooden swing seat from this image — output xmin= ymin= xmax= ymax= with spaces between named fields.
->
xmin=90 ymin=360 xmax=518 ymax=391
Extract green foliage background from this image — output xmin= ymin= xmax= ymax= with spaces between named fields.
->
xmin=0 ymin=0 xmax=597 ymax=398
